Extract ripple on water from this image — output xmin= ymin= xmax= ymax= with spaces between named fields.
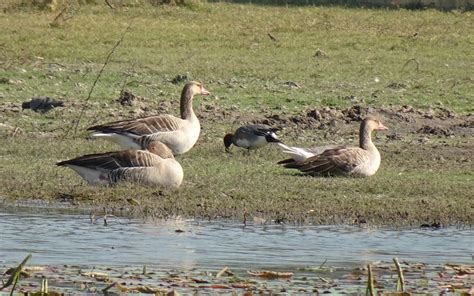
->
xmin=0 ymin=211 xmax=472 ymax=269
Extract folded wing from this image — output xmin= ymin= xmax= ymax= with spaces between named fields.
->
xmin=281 ymin=147 xmax=369 ymax=176
xmin=88 ymin=114 xmax=183 ymax=137
xmin=56 ymin=150 xmax=162 ymax=171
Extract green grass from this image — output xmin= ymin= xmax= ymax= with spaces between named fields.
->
xmin=0 ymin=3 xmax=473 ymax=225
xmin=1 ymin=4 xmax=473 ymax=112
xmin=1 ymin=134 xmax=472 ymax=225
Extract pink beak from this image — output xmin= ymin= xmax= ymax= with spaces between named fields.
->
xmin=200 ymin=86 xmax=210 ymax=96
xmin=377 ymin=122 xmax=388 ymax=131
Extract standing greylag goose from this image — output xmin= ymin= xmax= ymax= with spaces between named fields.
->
xmin=56 ymin=141 xmax=183 ymax=188
xmin=279 ymin=117 xmax=388 ymax=177
xmin=223 ymin=124 xmax=281 ymax=152
xmin=87 ymin=81 xmax=209 ymax=155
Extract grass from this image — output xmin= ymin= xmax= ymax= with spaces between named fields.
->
xmin=0 ymin=3 xmax=473 ymax=225
xmin=1 ymin=4 xmax=473 ymax=112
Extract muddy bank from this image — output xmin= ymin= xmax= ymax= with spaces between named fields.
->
xmin=199 ymin=104 xmax=474 ymax=140
xmin=2 ymin=94 xmax=473 ymax=140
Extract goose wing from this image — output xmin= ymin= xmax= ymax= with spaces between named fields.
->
xmin=284 ymin=147 xmax=369 ymax=176
xmin=56 ymin=150 xmax=161 ymax=171
xmin=88 ymin=114 xmax=183 ymax=136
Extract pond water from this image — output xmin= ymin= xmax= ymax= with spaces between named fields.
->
xmin=1 ymin=209 xmax=472 ymax=270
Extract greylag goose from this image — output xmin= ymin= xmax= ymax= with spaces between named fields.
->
xmin=223 ymin=124 xmax=281 ymax=152
xmin=88 ymin=81 xmax=209 ymax=155
xmin=56 ymin=141 xmax=183 ymax=188
xmin=278 ymin=116 xmax=388 ymax=177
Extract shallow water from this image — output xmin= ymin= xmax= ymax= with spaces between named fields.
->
xmin=1 ymin=210 xmax=472 ymax=270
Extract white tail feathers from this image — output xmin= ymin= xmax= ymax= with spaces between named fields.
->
xmin=276 ymin=143 xmax=315 ymax=163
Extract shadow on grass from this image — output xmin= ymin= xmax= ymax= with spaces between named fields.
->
xmin=207 ymin=0 xmax=473 ymax=10
xmin=3 ymin=0 xmax=472 ymax=11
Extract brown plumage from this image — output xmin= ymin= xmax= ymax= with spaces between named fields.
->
xmin=57 ymin=141 xmax=183 ymax=188
xmin=279 ymin=116 xmax=388 ymax=177
xmin=87 ymin=81 xmax=209 ymax=155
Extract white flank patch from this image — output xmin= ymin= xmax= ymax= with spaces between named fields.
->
xmin=67 ymin=165 xmax=109 ymax=185
xmin=90 ymin=133 xmax=141 ymax=149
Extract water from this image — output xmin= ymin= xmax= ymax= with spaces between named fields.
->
xmin=0 ymin=210 xmax=472 ymax=270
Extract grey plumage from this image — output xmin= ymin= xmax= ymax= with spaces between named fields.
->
xmin=22 ymin=97 xmax=64 ymax=113
xmin=224 ymin=124 xmax=280 ymax=152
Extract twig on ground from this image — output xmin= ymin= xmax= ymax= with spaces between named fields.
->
xmin=67 ymin=24 xmax=132 ymax=138
xmin=119 ymin=61 xmax=139 ymax=95
xmin=51 ymin=5 xmax=67 ymax=23
xmin=105 ymin=0 xmax=115 ymax=9
xmin=402 ymin=58 xmax=420 ymax=72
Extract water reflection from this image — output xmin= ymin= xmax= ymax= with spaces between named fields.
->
xmin=0 ymin=211 xmax=472 ymax=270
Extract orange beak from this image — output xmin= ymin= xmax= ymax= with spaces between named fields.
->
xmin=200 ymin=86 xmax=210 ymax=96
xmin=377 ymin=122 xmax=388 ymax=131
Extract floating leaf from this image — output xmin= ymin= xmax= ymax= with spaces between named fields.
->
xmin=191 ymin=278 xmax=209 ymax=284
xmin=116 ymin=283 xmax=168 ymax=293
xmin=446 ymin=264 xmax=474 ymax=275
xmin=247 ymin=270 xmax=293 ymax=279
xmin=80 ymin=271 xmax=109 ymax=282
xmin=231 ymin=283 xmax=253 ymax=289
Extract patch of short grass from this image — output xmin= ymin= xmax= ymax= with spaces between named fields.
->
xmin=1 ymin=133 xmax=472 ymax=225
xmin=1 ymin=4 xmax=473 ymax=113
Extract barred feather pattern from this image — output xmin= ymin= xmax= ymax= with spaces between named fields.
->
xmin=109 ymin=167 xmax=147 ymax=184
xmin=87 ymin=81 xmax=209 ymax=155
xmin=278 ymin=117 xmax=386 ymax=177
xmin=57 ymin=141 xmax=183 ymax=188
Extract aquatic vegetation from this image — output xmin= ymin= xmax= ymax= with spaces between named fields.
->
xmin=0 ymin=254 xmax=31 ymax=295
xmin=0 ymin=256 xmax=472 ymax=294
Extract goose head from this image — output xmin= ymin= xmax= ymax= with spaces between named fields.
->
xmin=359 ymin=116 xmax=388 ymax=150
xmin=182 ymin=81 xmax=210 ymax=99
xmin=147 ymin=141 xmax=175 ymax=159
xmin=180 ymin=81 xmax=210 ymax=119
xmin=361 ymin=116 xmax=388 ymax=133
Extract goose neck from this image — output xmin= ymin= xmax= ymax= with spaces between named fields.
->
xmin=359 ymin=125 xmax=375 ymax=151
xmin=180 ymin=88 xmax=195 ymax=120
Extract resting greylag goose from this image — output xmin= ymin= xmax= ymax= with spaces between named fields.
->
xmin=56 ymin=141 xmax=183 ymax=188
xmin=87 ymin=81 xmax=209 ymax=155
xmin=223 ymin=124 xmax=281 ymax=152
xmin=278 ymin=116 xmax=388 ymax=177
